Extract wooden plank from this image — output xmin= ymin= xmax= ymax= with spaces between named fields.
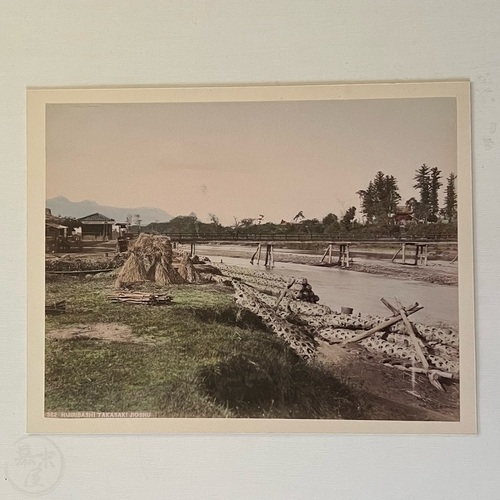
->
xmin=340 ymin=306 xmax=424 ymax=344
xmin=383 ymin=363 xmax=454 ymax=379
xmin=250 ymin=244 xmax=260 ymax=264
xmin=380 ymin=298 xmax=399 ymax=315
xmin=274 ymin=278 xmax=296 ymax=311
xmin=46 ymin=269 xmax=114 ymax=275
xmin=320 ymin=246 xmax=329 ymax=263
xmin=391 ymin=246 xmax=402 ymax=262
xmin=399 ymin=308 xmax=429 ymax=369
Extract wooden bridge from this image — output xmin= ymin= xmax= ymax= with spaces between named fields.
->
xmin=160 ymin=232 xmax=457 ymax=244
xmin=155 ymin=232 xmax=457 ymax=268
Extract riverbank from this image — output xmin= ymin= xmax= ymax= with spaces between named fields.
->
xmin=47 ymin=239 xmax=458 ymax=286
xmin=44 ymin=274 xmax=459 ymax=421
xmin=193 ymin=243 xmax=458 ymax=286
xmin=45 ymin=277 xmax=368 ymax=419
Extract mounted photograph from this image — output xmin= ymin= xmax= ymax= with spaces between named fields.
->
xmin=27 ymin=82 xmax=475 ymax=433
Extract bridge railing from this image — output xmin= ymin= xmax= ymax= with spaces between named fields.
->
xmin=158 ymin=232 xmax=457 ymax=243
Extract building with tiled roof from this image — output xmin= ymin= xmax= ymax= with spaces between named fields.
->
xmin=78 ymin=213 xmax=115 ymax=240
xmin=78 ymin=213 xmax=115 ymax=222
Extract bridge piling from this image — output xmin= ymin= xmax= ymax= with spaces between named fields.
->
xmin=264 ymin=243 xmax=274 ymax=268
xmin=393 ymin=242 xmax=429 ymax=266
xmin=250 ymin=243 xmax=262 ymax=265
xmin=338 ymin=243 xmax=351 ymax=268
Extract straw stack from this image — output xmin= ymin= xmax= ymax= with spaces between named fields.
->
xmin=115 ymin=234 xmax=184 ymax=287
xmin=177 ymin=252 xmax=200 ymax=283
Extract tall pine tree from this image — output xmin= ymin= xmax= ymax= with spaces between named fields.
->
xmin=444 ymin=173 xmax=457 ymax=221
xmin=413 ymin=164 xmax=431 ymax=221
xmin=359 ymin=172 xmax=400 ymax=223
xmin=429 ymin=167 xmax=442 ymax=220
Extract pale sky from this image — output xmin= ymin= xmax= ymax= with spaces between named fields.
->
xmin=46 ymin=98 xmax=457 ymax=225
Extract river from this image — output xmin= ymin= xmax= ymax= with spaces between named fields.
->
xmin=194 ymin=244 xmax=459 ymax=329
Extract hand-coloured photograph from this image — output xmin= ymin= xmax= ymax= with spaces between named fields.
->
xmin=27 ymin=83 xmax=475 ymax=433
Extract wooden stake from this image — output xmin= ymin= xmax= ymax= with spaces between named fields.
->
xmin=398 ymin=308 xmax=429 ymax=370
xmin=383 ymin=363 xmax=454 ymax=379
xmin=391 ymin=246 xmax=402 ymax=262
xmin=264 ymin=244 xmax=271 ymax=267
xmin=341 ymin=306 xmax=424 ymax=344
xmin=250 ymin=243 xmax=261 ymax=264
xmin=381 ymin=298 xmax=399 ymax=316
xmin=275 ymin=278 xmax=296 ymax=311
xmin=320 ymin=246 xmax=329 ymax=263
xmin=328 ymin=244 xmax=332 ymax=265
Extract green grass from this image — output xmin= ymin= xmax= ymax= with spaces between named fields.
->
xmin=45 ymin=276 xmax=368 ymax=419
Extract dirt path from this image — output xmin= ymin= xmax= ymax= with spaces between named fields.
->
xmin=47 ymin=322 xmax=145 ymax=343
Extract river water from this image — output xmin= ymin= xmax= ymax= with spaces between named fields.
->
xmin=194 ymin=244 xmax=458 ymax=329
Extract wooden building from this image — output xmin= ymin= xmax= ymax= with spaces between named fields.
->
xmin=45 ymin=222 xmax=68 ymax=252
xmin=394 ymin=206 xmax=413 ymax=226
xmin=78 ymin=213 xmax=115 ymax=240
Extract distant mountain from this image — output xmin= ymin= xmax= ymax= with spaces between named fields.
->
xmin=46 ymin=196 xmax=173 ymax=225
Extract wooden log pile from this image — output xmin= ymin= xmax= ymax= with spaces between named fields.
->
xmin=231 ymin=279 xmax=458 ymax=390
xmin=109 ymin=291 xmax=172 ymax=306
xmin=212 ymin=262 xmax=458 ymax=389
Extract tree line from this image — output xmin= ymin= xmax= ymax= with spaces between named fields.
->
xmin=142 ymin=164 xmax=457 ymax=239
xmin=357 ymin=165 xmax=457 ymax=224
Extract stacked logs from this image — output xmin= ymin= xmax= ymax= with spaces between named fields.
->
xmin=233 ymin=281 xmax=317 ymax=361
xmin=109 ymin=291 xmax=172 ymax=306
xmin=230 ymin=279 xmax=458 ymax=389
xmin=212 ymin=261 xmax=458 ymax=388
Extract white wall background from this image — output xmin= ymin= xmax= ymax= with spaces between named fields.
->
xmin=1 ymin=1 xmax=499 ymax=498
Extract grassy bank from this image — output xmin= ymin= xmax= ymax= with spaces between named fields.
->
xmin=45 ymin=276 xmax=368 ymax=419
